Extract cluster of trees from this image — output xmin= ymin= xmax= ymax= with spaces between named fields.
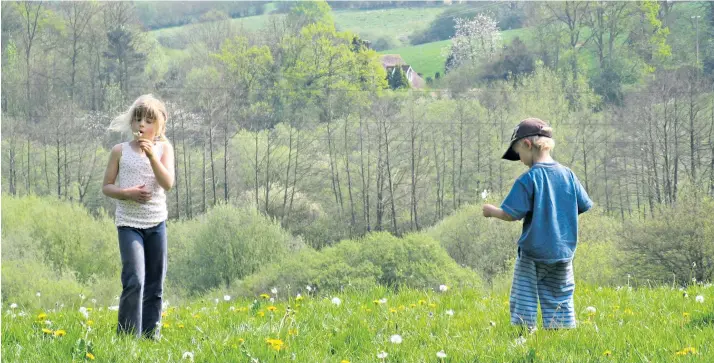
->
xmin=2 ymin=1 xmax=713 ymax=251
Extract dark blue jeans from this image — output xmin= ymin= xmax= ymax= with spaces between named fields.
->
xmin=116 ymin=221 xmax=167 ymax=338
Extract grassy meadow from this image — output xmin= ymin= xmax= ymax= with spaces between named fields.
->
xmin=2 ymin=283 xmax=712 ymax=362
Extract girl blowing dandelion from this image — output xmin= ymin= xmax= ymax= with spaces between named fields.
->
xmin=102 ymin=94 xmax=175 ymax=339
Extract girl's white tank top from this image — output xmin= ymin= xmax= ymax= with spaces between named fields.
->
xmin=114 ymin=142 xmax=168 ymax=228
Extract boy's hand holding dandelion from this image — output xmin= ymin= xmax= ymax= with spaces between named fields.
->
xmin=482 ymin=204 xmax=516 ymax=221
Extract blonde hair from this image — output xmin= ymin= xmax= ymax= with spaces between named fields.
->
xmin=109 ymin=94 xmax=169 ymax=142
xmin=519 ymin=127 xmax=555 ymax=152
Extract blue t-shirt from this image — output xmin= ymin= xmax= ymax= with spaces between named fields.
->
xmin=500 ymin=161 xmax=593 ymax=263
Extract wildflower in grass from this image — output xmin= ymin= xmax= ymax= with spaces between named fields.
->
xmin=214 ymin=298 xmax=219 ymax=304
xmin=514 ymin=336 xmax=527 ymax=346
xmin=258 ymin=311 xmax=265 ymax=317
xmin=410 ymin=304 xmax=416 ymax=308
xmin=585 ymin=306 xmax=597 ymax=316
xmin=162 ymin=311 xmax=168 ymax=318
xmin=695 ymin=295 xmax=704 ymax=303
xmin=270 ymin=297 xmax=275 ymax=303
xmin=296 ymin=294 xmax=304 ymax=301
xmin=79 ymin=307 xmax=89 ymax=319
xmin=332 ymin=297 xmax=342 ymax=306
xmin=10 ymin=303 xmax=17 ymax=309
xmin=445 ymin=309 xmax=454 ymax=316
xmin=193 ymin=314 xmax=200 ymax=319
xmin=481 ymin=189 xmax=489 ymax=200
xmin=603 ymin=350 xmax=612 ymax=357
xmin=379 ymin=298 xmax=388 ymax=304
xmin=54 ymin=329 xmax=66 ymax=337
xmin=86 ymin=352 xmax=95 ymax=360
xmin=86 ymin=320 xmax=93 ymax=326
xmin=178 ymin=324 xmax=185 ymax=329
xmin=489 ymin=321 xmax=496 ymax=327
xmin=429 ymin=303 xmax=437 ymax=308
xmin=390 ymin=334 xmax=403 ymax=344
xmin=45 ymin=320 xmax=52 ymax=326
xmin=79 ymin=294 xmax=86 ymax=300
xmin=224 ymin=295 xmax=231 ymax=302
xmin=373 ymin=300 xmax=381 ymax=305
xmin=288 ymin=328 xmax=298 ymax=336
xmin=683 ymin=312 xmax=690 ymax=318
xmin=390 ymin=308 xmax=397 ymax=314
xmin=439 ymin=284 xmax=448 ymax=292
xmin=306 ymin=285 xmax=312 ymax=292
xmin=37 ymin=313 xmax=48 ymax=321
xmin=267 ymin=306 xmax=278 ymax=312
xmin=36 ymin=292 xmax=41 ymax=297
xmin=418 ymin=299 xmax=427 ymax=305
xmin=108 ymin=306 xmax=119 ymax=311
xmin=377 ymin=351 xmax=388 ymax=359
xmin=271 ymin=287 xmax=278 ymax=295
xmin=260 ymin=294 xmax=270 ymax=299
xmin=675 ymin=347 xmax=696 ymax=356
xmin=162 ymin=323 xmax=169 ymax=328
xmin=42 ymin=328 xmax=53 ymax=335
xmin=182 ymin=351 xmax=194 ymax=361
xmin=683 ymin=292 xmax=688 ymax=298
xmin=436 ymin=350 xmax=447 ymax=359
xmin=266 ymin=338 xmax=284 ymax=351
xmin=366 ymin=308 xmax=372 ymax=313
xmin=341 ymin=360 xmax=350 ymax=363
xmin=624 ymin=309 xmax=634 ymax=316
xmin=91 ymin=298 xmax=97 ymax=304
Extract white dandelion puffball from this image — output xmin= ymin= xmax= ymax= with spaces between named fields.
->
xmin=108 ymin=305 xmax=119 ymax=311
xmin=271 ymin=287 xmax=278 ymax=295
xmin=270 ymin=297 xmax=275 ymax=303
xmin=439 ymin=284 xmax=448 ymax=292
xmin=10 ymin=303 xmax=17 ymax=309
xmin=214 ymin=298 xmax=219 ymax=304
xmin=489 ymin=321 xmax=496 ymax=327
xmin=445 ymin=309 xmax=454 ymax=316
xmin=514 ymin=336 xmax=527 ymax=345
xmin=36 ymin=292 xmax=41 ymax=297
xmin=390 ymin=334 xmax=403 ymax=344
xmin=585 ymin=306 xmax=597 ymax=314
xmin=379 ymin=298 xmax=388 ymax=304
xmin=306 ymin=285 xmax=312 ymax=292
xmin=79 ymin=294 xmax=86 ymax=300
xmin=377 ymin=351 xmax=388 ymax=359
xmin=296 ymin=293 xmax=302 ymax=299
xmin=182 ymin=351 xmax=194 ymax=361
xmin=331 ymin=297 xmax=342 ymax=306
xmin=224 ymin=295 xmax=231 ymax=301
xmin=79 ymin=307 xmax=89 ymax=319
xmin=436 ymin=350 xmax=447 ymax=359
xmin=481 ymin=189 xmax=489 ymax=200
xmin=696 ymin=295 xmax=704 ymax=303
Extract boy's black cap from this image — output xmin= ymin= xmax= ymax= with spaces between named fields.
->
xmin=502 ymin=118 xmax=552 ymax=161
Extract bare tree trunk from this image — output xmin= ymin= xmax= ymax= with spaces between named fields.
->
xmin=209 ymin=122 xmax=216 ymax=206
xmin=171 ymin=113 xmax=180 ymax=219
xmin=375 ymin=119 xmax=384 ymax=231
xmin=344 ymin=117 xmax=356 ymax=233
xmin=181 ymin=113 xmax=192 ymax=218
xmin=327 ymin=119 xmax=344 ymax=218
xmin=254 ymin=132 xmax=259 ymax=212
xmin=202 ymin=139 xmax=207 ymax=213
xmin=673 ymin=96 xmax=680 ymax=203
xmin=224 ymin=120 xmax=229 ymax=202
xmin=432 ymin=132 xmax=442 ymax=221
xmin=410 ymin=104 xmax=419 ymax=231
xmin=282 ymin=124 xmax=294 ymax=221
xmin=288 ymin=129 xmax=301 ymax=224
xmin=358 ymin=113 xmax=371 ymax=232
xmin=383 ymin=118 xmax=398 ymax=234
xmin=264 ymin=131 xmax=272 ymax=214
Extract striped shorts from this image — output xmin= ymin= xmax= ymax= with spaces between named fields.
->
xmin=509 ymin=249 xmax=576 ymax=329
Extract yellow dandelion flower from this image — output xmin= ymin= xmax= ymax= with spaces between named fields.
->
xmin=603 ymin=350 xmax=612 ymax=357
xmin=161 ymin=312 xmax=168 ymax=318
xmin=86 ymin=320 xmax=93 ymax=326
xmin=675 ymin=351 xmax=686 ymax=356
xmin=366 ymin=309 xmax=372 ymax=313
xmin=373 ymin=300 xmax=381 ymax=305
xmin=42 ymin=328 xmax=53 ymax=335
xmin=341 ymin=360 xmax=350 ymax=363
xmin=682 ymin=347 xmax=696 ymax=354
xmin=267 ymin=306 xmax=278 ymax=312
xmin=683 ymin=312 xmax=690 ymax=318
xmin=418 ymin=300 xmax=427 ymax=305
xmin=87 ymin=308 xmax=93 ymax=312
xmin=295 ymin=295 xmax=304 ymax=302
xmin=410 ymin=304 xmax=417 ymax=308
xmin=612 ymin=305 xmax=620 ymax=311
xmin=265 ymin=338 xmax=284 ymax=351
xmin=257 ymin=311 xmax=265 ymax=317
xmin=193 ymin=314 xmax=200 ymax=319
xmin=390 ymin=309 xmax=397 ymax=314
xmin=288 ymin=329 xmax=298 ymax=335
xmin=86 ymin=352 xmax=95 ymax=360
xmin=178 ymin=324 xmax=185 ymax=329
xmin=260 ymin=294 xmax=270 ymax=299
xmin=162 ymin=323 xmax=170 ymax=328
xmin=399 ymin=305 xmax=406 ymax=310
xmin=428 ymin=303 xmax=437 ymax=308
xmin=238 ymin=338 xmax=245 ymax=344
xmin=54 ymin=329 xmax=66 ymax=337
xmin=37 ymin=313 xmax=48 ymax=321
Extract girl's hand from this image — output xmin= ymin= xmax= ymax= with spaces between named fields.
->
xmin=482 ymin=204 xmax=498 ymax=218
xmin=125 ymin=184 xmax=151 ymax=204
xmin=137 ymin=139 xmax=155 ymax=159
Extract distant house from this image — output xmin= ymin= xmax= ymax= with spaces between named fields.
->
xmin=380 ymin=54 xmax=426 ymax=89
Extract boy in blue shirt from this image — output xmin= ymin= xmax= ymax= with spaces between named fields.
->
xmin=482 ymin=118 xmax=593 ymax=329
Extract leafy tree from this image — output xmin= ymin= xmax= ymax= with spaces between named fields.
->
xmin=388 ymin=66 xmax=409 ymax=90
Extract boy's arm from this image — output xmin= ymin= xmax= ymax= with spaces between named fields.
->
xmin=483 ymin=204 xmax=516 ymax=221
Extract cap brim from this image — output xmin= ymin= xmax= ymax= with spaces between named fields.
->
xmin=502 ymin=142 xmax=519 ymax=161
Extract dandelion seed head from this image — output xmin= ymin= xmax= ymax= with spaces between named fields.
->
xmin=390 ymin=334 xmax=402 ymax=344
xmin=331 ymin=297 xmax=342 ymax=306
xmin=436 ymin=350 xmax=447 ymax=358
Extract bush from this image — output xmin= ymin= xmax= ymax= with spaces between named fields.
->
xmin=573 ymin=209 xmax=623 ymax=286
xmin=372 ymin=36 xmax=397 ymax=51
xmin=619 ymin=193 xmax=714 ymax=285
xmin=427 ymin=203 xmax=520 ymax=286
xmin=169 ymin=203 xmax=299 ymax=295
xmin=239 ymin=232 xmax=480 ymax=296
xmin=1 ymin=195 xmax=120 ymax=284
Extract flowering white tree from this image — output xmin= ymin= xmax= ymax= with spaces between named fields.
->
xmin=445 ymin=13 xmax=502 ymax=70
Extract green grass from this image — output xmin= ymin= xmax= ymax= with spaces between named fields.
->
xmin=3 ymin=285 xmax=712 ymax=362
xmin=380 ymin=28 xmax=531 ymax=80
xmin=333 ymin=7 xmax=447 ymax=48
